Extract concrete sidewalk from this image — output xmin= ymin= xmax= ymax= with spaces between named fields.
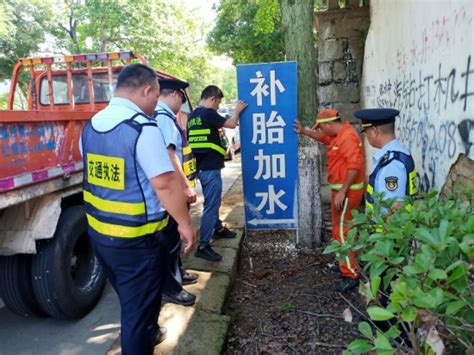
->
xmin=154 ymin=175 xmax=245 ymax=354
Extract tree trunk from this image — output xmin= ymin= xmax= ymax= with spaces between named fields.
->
xmin=280 ymin=0 xmax=322 ymax=248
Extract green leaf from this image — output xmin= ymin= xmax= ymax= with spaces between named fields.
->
xmin=323 ymin=242 xmax=341 ymax=255
xmin=360 ymin=254 xmax=383 ymax=263
xmin=446 ymin=300 xmax=465 ymax=315
xmin=383 ymin=268 xmax=398 ymax=290
xmin=374 ymin=331 xmax=394 ymax=351
xmin=428 ymin=268 xmax=448 ymax=280
xmin=416 ymin=228 xmax=437 ymax=244
xmin=414 ymin=253 xmax=431 ymax=273
xmin=459 ymin=235 xmax=474 ymax=259
xmin=445 ymin=260 xmax=463 ymax=273
xmin=401 ymin=306 xmax=417 ymax=322
xmin=367 ymin=306 xmax=395 ymax=321
xmin=385 ymin=325 xmax=401 ymax=340
xmin=370 ymin=262 xmax=388 ymax=278
xmin=391 ymin=256 xmax=405 ymax=265
xmin=429 ymin=287 xmax=445 ymax=306
xmin=451 ymin=276 xmax=468 ymax=294
xmin=370 ymin=276 xmax=381 ymax=297
xmin=413 ymin=292 xmax=437 ymax=308
xmin=347 ymin=339 xmax=374 ymax=353
xmin=439 ymin=219 xmax=449 ymax=242
xmin=358 ymin=321 xmax=373 ymax=339
xmin=448 ymin=264 xmax=467 ymax=282
xmin=403 ymin=265 xmax=423 ymax=275
xmin=367 ymin=233 xmax=383 ymax=242
xmin=421 ymin=244 xmax=436 ymax=258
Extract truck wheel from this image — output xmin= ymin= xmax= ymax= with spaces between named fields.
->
xmin=0 ymin=254 xmax=46 ymax=317
xmin=31 ymin=206 xmax=106 ymax=319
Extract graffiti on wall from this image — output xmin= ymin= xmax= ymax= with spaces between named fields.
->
xmin=363 ymin=5 xmax=473 ymax=192
xmin=365 ymin=59 xmax=473 ymax=190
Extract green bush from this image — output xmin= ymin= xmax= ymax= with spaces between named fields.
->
xmin=324 ymin=190 xmax=474 ymax=354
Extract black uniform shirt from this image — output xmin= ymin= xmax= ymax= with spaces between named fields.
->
xmin=188 ymin=106 xmax=227 ymax=171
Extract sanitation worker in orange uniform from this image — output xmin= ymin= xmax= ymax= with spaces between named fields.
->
xmin=294 ymin=109 xmax=365 ymax=292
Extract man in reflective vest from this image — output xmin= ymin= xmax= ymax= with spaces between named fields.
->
xmin=154 ymin=78 xmax=198 ymax=307
xmin=354 ymin=108 xmax=417 ymax=213
xmin=81 ymin=64 xmax=194 ymax=355
xmin=294 ymin=109 xmax=365 ymax=292
xmin=188 ymin=85 xmax=247 ymax=262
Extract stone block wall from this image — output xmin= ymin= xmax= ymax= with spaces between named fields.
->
xmin=314 ymin=2 xmax=370 ymax=122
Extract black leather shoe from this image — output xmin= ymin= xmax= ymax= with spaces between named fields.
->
xmin=213 ymin=226 xmax=237 ymax=239
xmin=182 ymin=272 xmax=199 ymax=285
xmin=154 ymin=326 xmax=167 ymax=345
xmin=195 ymin=245 xmax=222 ymax=262
xmin=335 ymin=278 xmax=359 ymax=292
xmin=162 ymin=290 xmax=196 ymax=306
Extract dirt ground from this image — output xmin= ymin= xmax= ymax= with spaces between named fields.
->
xmin=223 ymin=202 xmax=366 ymax=354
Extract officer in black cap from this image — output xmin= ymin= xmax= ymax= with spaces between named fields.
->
xmin=354 ymin=108 xmax=417 ymax=212
xmin=153 ymin=77 xmax=199 ymax=306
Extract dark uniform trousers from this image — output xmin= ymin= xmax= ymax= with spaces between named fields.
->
xmin=90 ymin=232 xmax=169 ymax=355
xmin=162 ymin=217 xmax=184 ymax=294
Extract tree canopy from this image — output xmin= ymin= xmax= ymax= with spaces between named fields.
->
xmin=0 ymin=0 xmax=233 ymax=104
xmin=208 ymin=0 xmax=326 ymax=66
xmin=208 ymin=0 xmax=285 ymax=65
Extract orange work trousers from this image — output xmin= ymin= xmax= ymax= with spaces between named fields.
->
xmin=330 ymin=189 xmax=364 ymax=279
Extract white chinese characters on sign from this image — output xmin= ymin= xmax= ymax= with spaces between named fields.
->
xmin=255 ymin=185 xmax=288 ymax=214
xmin=254 ymin=150 xmax=286 ymax=180
xmin=251 ymin=111 xmax=286 ymax=144
xmin=249 ymin=70 xmax=289 ymax=215
xmin=250 ymin=70 xmax=286 ymax=107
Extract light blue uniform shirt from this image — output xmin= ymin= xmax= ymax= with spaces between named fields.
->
xmin=81 ymin=97 xmax=174 ymax=213
xmin=154 ymin=101 xmax=183 ymax=163
xmin=372 ymin=139 xmax=411 ymax=202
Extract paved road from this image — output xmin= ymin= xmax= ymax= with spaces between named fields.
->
xmin=0 ymin=155 xmax=241 ymax=355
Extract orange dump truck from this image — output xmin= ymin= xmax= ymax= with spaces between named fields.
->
xmin=0 ymin=52 xmax=192 ymax=319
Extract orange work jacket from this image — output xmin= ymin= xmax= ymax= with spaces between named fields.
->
xmin=318 ymin=122 xmax=365 ymax=190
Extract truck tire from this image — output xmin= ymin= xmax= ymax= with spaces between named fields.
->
xmin=31 ymin=206 xmax=106 ymax=319
xmin=0 ymin=254 xmax=46 ymax=317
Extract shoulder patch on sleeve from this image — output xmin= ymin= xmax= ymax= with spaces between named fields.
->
xmin=385 ymin=176 xmax=398 ymax=191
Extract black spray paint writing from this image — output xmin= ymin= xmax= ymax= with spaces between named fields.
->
xmin=365 ymin=55 xmax=474 ymax=114
xmin=364 ymin=56 xmax=473 ymax=192
xmin=458 ymin=119 xmax=474 ymax=156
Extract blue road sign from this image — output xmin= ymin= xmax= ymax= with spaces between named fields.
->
xmin=237 ymin=61 xmax=298 ymax=230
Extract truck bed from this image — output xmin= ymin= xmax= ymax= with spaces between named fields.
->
xmin=0 ymin=110 xmax=94 ymax=207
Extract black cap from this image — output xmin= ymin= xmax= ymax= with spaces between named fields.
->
xmin=159 ymin=78 xmax=189 ymax=103
xmin=158 ymin=78 xmax=189 ymax=91
xmin=354 ymin=108 xmax=399 ymax=132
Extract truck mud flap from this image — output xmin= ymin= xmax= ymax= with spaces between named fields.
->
xmin=31 ymin=206 xmax=106 ymax=319
xmin=0 ymin=254 xmax=46 ymax=317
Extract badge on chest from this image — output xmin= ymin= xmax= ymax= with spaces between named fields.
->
xmin=385 ymin=176 xmax=398 ymax=191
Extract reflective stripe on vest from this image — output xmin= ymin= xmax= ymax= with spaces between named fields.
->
xmin=329 ymin=182 xmax=365 ymax=191
xmin=82 ymin=114 xmax=168 ymax=238
xmin=188 ymin=129 xmax=211 ymax=136
xmin=365 ymin=150 xmax=417 ymax=211
xmin=187 ymin=113 xmax=226 ymax=156
xmin=188 ymin=142 xmax=226 ymax=155
xmin=155 ymin=110 xmax=197 ymax=186
xmin=86 ymin=213 xmax=169 ymax=238
xmin=84 ymin=190 xmax=145 ymax=215
xmin=182 ymin=146 xmax=197 ymax=187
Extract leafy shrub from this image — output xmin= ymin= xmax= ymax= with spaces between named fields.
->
xmin=324 ymin=190 xmax=474 ymax=354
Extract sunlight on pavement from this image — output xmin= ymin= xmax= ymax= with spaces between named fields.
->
xmin=87 ymin=323 xmax=120 ymax=345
